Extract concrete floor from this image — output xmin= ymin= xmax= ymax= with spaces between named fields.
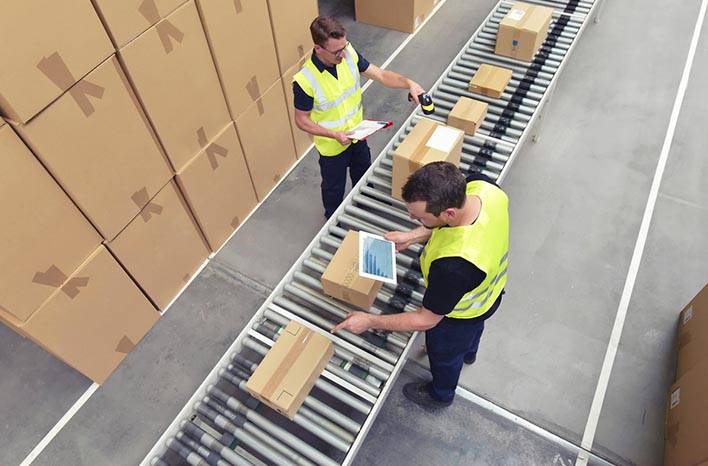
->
xmin=2 ymin=0 xmax=707 ymax=465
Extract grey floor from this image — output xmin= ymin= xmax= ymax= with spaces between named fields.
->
xmin=2 ymin=0 xmax=707 ymax=465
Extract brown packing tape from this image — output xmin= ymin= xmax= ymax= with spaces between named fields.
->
xmin=231 ymin=216 xmax=241 ymax=228
xmin=115 ymin=336 xmax=136 ymax=354
xmin=131 ymin=187 xmax=164 ymax=221
xmin=61 ymin=276 xmax=90 ymax=299
xmin=408 ymin=125 xmax=437 ymax=173
xmin=32 ymin=265 xmax=89 ymax=298
xmin=156 ymin=20 xmax=185 ymax=54
xmin=261 ymin=326 xmax=313 ymax=401
xmin=138 ymin=0 xmax=161 ymax=24
xmin=37 ymin=52 xmax=105 ymax=117
xmin=197 ymin=128 xmax=229 ymax=169
xmin=233 ymin=0 xmax=243 ymax=14
xmin=246 ymin=77 xmax=265 ymax=115
xmin=183 ymin=273 xmax=191 ymax=282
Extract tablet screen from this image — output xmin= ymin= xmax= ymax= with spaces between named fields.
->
xmin=358 ymin=231 xmax=397 ymax=284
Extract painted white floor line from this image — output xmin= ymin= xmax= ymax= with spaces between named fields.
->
xmin=575 ymin=1 xmax=708 ymax=464
xmin=18 ymin=383 xmax=99 ymax=466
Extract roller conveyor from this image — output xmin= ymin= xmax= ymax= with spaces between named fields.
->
xmin=141 ymin=1 xmax=600 ymax=465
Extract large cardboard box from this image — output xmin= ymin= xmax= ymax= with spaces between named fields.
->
xmin=92 ymin=0 xmax=188 ymax=48
xmin=355 ymin=0 xmax=432 ymax=34
xmin=107 ymin=180 xmax=210 ymax=310
xmin=468 ymin=64 xmax=513 ymax=99
xmin=119 ymin=0 xmax=231 ymax=173
xmin=448 ymin=96 xmax=488 ymax=136
xmin=235 ymin=78 xmax=297 ymax=201
xmin=196 ymin=0 xmax=280 ymax=119
xmin=20 ymin=246 xmax=159 ymax=384
xmin=0 ymin=122 xmax=101 ymax=325
xmin=266 ymin=0 xmax=319 ymax=74
xmin=676 ymin=283 xmax=708 ymax=380
xmin=11 ymin=56 xmax=173 ymax=241
xmin=176 ymin=122 xmax=258 ymax=252
xmin=321 ymin=231 xmax=383 ymax=310
xmin=281 ymin=54 xmax=315 ymax=158
xmin=246 ymin=321 xmax=334 ymax=419
xmin=495 ymin=2 xmax=553 ymax=62
xmin=664 ymin=357 xmax=708 ymax=466
xmin=391 ymin=118 xmax=464 ymax=200
xmin=0 ymin=1 xmax=113 ymax=123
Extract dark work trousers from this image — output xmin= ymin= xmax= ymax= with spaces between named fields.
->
xmin=318 ymin=140 xmax=371 ymax=218
xmin=425 ymin=318 xmax=485 ymax=402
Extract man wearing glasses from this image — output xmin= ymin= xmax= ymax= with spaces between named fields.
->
xmin=293 ymin=16 xmax=427 ymax=219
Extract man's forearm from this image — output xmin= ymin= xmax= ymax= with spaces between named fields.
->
xmin=367 ymin=309 xmax=439 ymax=332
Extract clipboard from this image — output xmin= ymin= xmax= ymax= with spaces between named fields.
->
xmin=347 ymin=119 xmax=394 ymax=141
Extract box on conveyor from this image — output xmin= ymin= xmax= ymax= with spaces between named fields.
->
xmin=447 ymin=96 xmax=488 ymax=136
xmin=494 ymin=2 xmax=553 ymax=62
xmin=468 ymin=64 xmax=513 ymax=99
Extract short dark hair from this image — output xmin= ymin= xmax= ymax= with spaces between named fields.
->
xmin=401 ymin=162 xmax=467 ymax=216
xmin=310 ymin=16 xmax=346 ymax=47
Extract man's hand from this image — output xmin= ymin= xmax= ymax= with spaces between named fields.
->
xmin=407 ymin=80 xmax=426 ymax=103
xmin=333 ymin=130 xmax=354 ymax=145
xmin=384 ymin=230 xmax=416 ymax=252
xmin=331 ymin=311 xmax=372 ymax=334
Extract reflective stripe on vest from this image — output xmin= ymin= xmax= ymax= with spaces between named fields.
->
xmin=419 ymin=180 xmax=510 ymax=319
xmin=292 ymin=44 xmax=364 ymax=156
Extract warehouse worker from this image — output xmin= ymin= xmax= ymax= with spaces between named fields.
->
xmin=332 ymin=162 xmax=509 ymax=408
xmin=293 ymin=15 xmax=426 ymax=219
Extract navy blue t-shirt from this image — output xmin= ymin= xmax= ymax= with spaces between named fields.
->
xmin=293 ymin=49 xmax=370 ymax=112
xmin=422 ymin=172 xmax=504 ymax=324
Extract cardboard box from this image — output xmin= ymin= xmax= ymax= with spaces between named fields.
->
xmin=664 ymin=356 xmax=708 ymax=466
xmin=176 ymin=122 xmax=258 ymax=252
xmin=0 ymin=123 xmax=101 ymax=324
xmin=266 ymin=0 xmax=319 ymax=74
xmin=234 ymin=78 xmax=297 ymax=201
xmin=281 ymin=54 xmax=314 ymax=158
xmin=11 ymin=56 xmax=173 ymax=241
xmin=246 ymin=321 xmax=334 ymax=419
xmin=495 ymin=2 xmax=553 ymax=62
xmin=355 ymin=0 xmax=432 ymax=34
xmin=107 ymin=180 xmax=210 ymax=310
xmin=0 ymin=2 xmax=113 ymax=123
xmin=91 ymin=0 xmax=188 ymax=48
xmin=119 ymin=0 xmax=231 ymax=173
xmin=447 ymin=96 xmax=488 ymax=136
xmin=676 ymin=283 xmax=708 ymax=380
xmin=391 ymin=118 xmax=464 ymax=200
xmin=321 ymin=231 xmax=383 ymax=310
xmin=468 ymin=64 xmax=513 ymax=99
xmin=20 ymin=246 xmax=159 ymax=384
xmin=196 ymin=0 xmax=280 ymax=119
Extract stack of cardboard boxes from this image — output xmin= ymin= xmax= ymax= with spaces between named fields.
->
xmin=0 ymin=0 xmax=318 ymax=383
xmin=664 ymin=284 xmax=708 ymax=466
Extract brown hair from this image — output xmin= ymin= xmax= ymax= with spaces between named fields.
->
xmin=310 ymin=16 xmax=346 ymax=47
xmin=402 ymin=162 xmax=467 ymax=216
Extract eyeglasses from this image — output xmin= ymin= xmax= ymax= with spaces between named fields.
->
xmin=321 ymin=41 xmax=349 ymax=57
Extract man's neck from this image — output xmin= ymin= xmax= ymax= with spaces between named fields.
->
xmin=449 ymin=195 xmax=481 ymax=227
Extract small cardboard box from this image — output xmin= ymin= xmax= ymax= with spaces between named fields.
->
xmin=664 ymin=356 xmax=708 ymax=466
xmin=196 ymin=0 xmax=280 ymax=119
xmin=281 ymin=54 xmax=314 ymax=158
xmin=20 ymin=246 xmax=159 ymax=384
xmin=468 ymin=64 xmax=513 ymax=99
xmin=494 ymin=2 xmax=553 ymax=62
xmin=92 ymin=0 xmax=188 ymax=48
xmin=118 ymin=0 xmax=231 ymax=173
xmin=176 ymin=122 xmax=259 ymax=252
xmin=234 ymin=77 xmax=297 ymax=201
xmin=0 ymin=122 xmax=101 ymax=324
xmin=107 ymin=180 xmax=210 ymax=310
xmin=266 ymin=0 xmax=319 ymax=75
xmin=447 ymin=97 xmax=488 ymax=136
xmin=355 ymin=0 xmax=432 ymax=34
xmin=246 ymin=321 xmax=334 ymax=419
xmin=0 ymin=2 xmax=113 ymax=123
xmin=676 ymin=283 xmax=708 ymax=380
xmin=321 ymin=231 xmax=383 ymax=310
xmin=391 ymin=118 xmax=464 ymax=200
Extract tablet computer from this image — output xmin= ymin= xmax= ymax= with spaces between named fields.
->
xmin=358 ymin=231 xmax=397 ymax=284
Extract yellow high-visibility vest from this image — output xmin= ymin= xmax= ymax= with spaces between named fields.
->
xmin=420 ymin=180 xmax=509 ymax=319
xmin=292 ymin=44 xmax=364 ymax=156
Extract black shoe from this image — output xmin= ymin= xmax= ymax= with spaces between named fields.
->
xmin=463 ymin=353 xmax=477 ymax=365
xmin=403 ymin=382 xmax=453 ymax=408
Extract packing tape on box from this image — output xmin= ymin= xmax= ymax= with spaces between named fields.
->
xmin=231 ymin=216 xmax=241 ymax=229
xmin=407 ymin=126 xmax=437 ymax=173
xmin=115 ymin=335 xmax=136 ymax=354
xmin=37 ymin=53 xmax=105 ymax=117
xmin=197 ymin=127 xmax=229 ymax=170
xmin=233 ymin=0 xmax=243 ymax=14
xmin=246 ymin=77 xmax=265 ymax=115
xmin=131 ymin=187 xmax=164 ymax=221
xmin=261 ymin=326 xmax=313 ymax=401
xmin=139 ymin=0 xmax=184 ymax=54
xmin=32 ymin=265 xmax=89 ymax=298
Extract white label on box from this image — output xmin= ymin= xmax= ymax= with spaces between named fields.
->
xmin=426 ymin=126 xmax=462 ymax=153
xmin=683 ymin=305 xmax=693 ymax=324
xmin=509 ymin=9 xmax=526 ymax=21
xmin=670 ymin=388 xmax=681 ymax=409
